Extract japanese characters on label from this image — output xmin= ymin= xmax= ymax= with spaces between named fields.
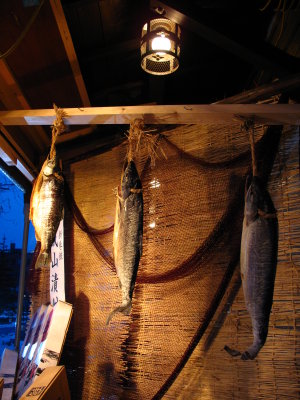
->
xmin=50 ymin=219 xmax=65 ymax=306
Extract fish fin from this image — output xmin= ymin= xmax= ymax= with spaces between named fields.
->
xmin=241 ymin=342 xmax=261 ymax=360
xmin=224 ymin=345 xmax=241 ymax=357
xmin=35 ymin=251 xmax=51 ymax=269
xmin=106 ymin=301 xmax=132 ymax=325
xmin=241 ymin=351 xmax=254 ymax=360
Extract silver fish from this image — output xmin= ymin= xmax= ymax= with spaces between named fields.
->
xmin=107 ymin=160 xmax=143 ymax=324
xmin=30 ymin=154 xmax=64 ymax=269
xmin=225 ymin=176 xmax=278 ymax=360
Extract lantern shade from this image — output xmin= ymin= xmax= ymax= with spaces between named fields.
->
xmin=141 ymin=18 xmax=181 ymax=76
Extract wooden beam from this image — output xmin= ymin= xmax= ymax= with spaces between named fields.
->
xmin=215 ymin=72 xmax=300 ymax=104
xmin=0 ymin=104 xmax=299 ymax=126
xmin=50 ymin=0 xmax=91 ymax=107
xmin=150 ymin=0 xmax=300 ymax=74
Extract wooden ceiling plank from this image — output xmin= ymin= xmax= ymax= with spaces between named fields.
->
xmin=0 ymin=59 xmax=49 ymax=150
xmin=0 ymin=104 xmax=299 ymax=126
xmin=0 ymin=125 xmax=37 ymax=170
xmin=0 ymin=126 xmax=36 ymax=180
xmin=0 ymin=135 xmax=17 ymax=166
xmin=50 ymin=0 xmax=91 ymax=107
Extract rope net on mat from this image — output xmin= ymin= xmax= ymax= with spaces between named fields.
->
xmin=27 ymin=120 xmax=295 ymax=400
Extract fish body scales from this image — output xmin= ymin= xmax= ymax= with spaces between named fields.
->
xmin=241 ymin=216 xmax=277 ymax=355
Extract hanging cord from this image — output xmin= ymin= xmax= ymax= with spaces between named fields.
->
xmin=243 ymin=119 xmax=257 ymax=176
xmin=49 ymin=104 xmax=67 ymax=160
xmin=126 ymin=119 xmax=164 ymax=167
xmin=127 ymin=119 xmax=144 ymax=161
xmin=0 ymin=0 xmax=45 ymax=60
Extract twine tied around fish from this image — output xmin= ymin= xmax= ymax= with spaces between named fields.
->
xmin=126 ymin=118 xmax=167 ymax=167
xmin=49 ymin=104 xmax=68 ymax=160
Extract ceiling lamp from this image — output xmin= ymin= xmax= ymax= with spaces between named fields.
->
xmin=141 ymin=18 xmax=181 ymax=75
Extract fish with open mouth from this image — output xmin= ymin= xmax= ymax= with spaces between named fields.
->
xmin=225 ymin=175 xmax=278 ymax=360
xmin=30 ymin=153 xmax=64 ymax=269
xmin=107 ymin=159 xmax=143 ymax=324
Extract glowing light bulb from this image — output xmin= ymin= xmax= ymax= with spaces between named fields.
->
xmin=151 ymin=33 xmax=171 ymax=55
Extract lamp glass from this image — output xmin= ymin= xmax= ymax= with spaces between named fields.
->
xmin=151 ymin=33 xmax=171 ymax=53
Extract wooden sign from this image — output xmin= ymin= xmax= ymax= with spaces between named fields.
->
xmin=20 ymin=366 xmax=70 ymax=400
xmin=15 ymin=302 xmax=72 ymax=399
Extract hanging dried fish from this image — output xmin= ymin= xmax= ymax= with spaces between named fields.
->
xmin=225 ymin=122 xmax=278 ymax=360
xmin=30 ymin=106 xmax=65 ymax=269
xmin=106 ymin=159 xmax=143 ymax=324
xmin=30 ymin=157 xmax=64 ymax=269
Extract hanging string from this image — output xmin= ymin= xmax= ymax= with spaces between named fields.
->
xmin=127 ymin=119 xmax=144 ymax=161
xmin=242 ymin=119 xmax=257 ymax=176
xmin=0 ymin=0 xmax=45 ymax=60
xmin=249 ymin=120 xmax=258 ymax=176
xmin=50 ymin=104 xmax=67 ymax=160
xmin=126 ymin=119 xmax=163 ymax=167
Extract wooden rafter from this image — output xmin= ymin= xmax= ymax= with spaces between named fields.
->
xmin=50 ymin=0 xmax=91 ymax=107
xmin=50 ymin=0 xmax=94 ymax=143
xmin=0 ymin=104 xmax=299 ymax=126
xmin=0 ymin=59 xmax=49 ymax=150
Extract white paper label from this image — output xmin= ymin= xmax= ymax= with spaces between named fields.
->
xmin=50 ymin=219 xmax=65 ymax=306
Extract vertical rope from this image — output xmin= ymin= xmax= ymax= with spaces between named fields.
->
xmin=244 ymin=119 xmax=257 ymax=177
xmin=50 ymin=104 xmax=67 ymax=159
xmin=250 ymin=122 xmax=257 ymax=176
xmin=127 ymin=119 xmax=144 ymax=161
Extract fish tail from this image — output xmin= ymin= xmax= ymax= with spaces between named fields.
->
xmin=225 ymin=340 xmax=264 ymax=360
xmin=35 ymin=251 xmax=51 ymax=269
xmin=224 ymin=345 xmax=241 ymax=357
xmin=106 ymin=300 xmax=132 ymax=325
xmin=241 ymin=340 xmax=264 ymax=360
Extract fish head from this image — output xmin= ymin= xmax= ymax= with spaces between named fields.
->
xmin=43 ymin=154 xmax=61 ymax=177
xmin=121 ymin=160 xmax=142 ymax=199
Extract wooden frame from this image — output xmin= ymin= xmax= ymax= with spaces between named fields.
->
xmin=0 ymin=104 xmax=299 ymax=126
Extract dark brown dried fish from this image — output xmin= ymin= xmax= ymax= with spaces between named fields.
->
xmin=107 ymin=160 xmax=143 ymax=324
xmin=30 ymin=154 xmax=64 ymax=269
xmin=225 ymin=176 xmax=278 ymax=359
